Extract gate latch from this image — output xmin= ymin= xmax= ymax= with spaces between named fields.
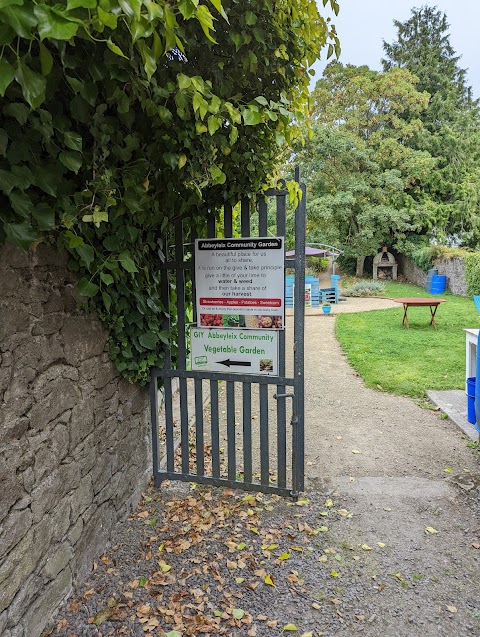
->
xmin=273 ymin=392 xmax=295 ymax=401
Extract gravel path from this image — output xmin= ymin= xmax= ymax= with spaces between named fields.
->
xmin=48 ymin=297 xmax=480 ymax=637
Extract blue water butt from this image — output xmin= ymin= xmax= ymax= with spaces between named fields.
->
xmin=467 ymin=377 xmax=476 ymax=425
xmin=430 ymin=274 xmax=447 ymax=294
xmin=475 ymin=347 xmax=480 ymax=432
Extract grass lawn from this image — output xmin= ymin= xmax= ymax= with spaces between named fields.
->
xmin=336 ymin=281 xmax=480 ymax=397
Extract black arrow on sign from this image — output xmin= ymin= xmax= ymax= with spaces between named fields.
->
xmin=218 ymin=359 xmax=252 ymax=368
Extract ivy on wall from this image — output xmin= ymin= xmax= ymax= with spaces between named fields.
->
xmin=0 ymin=0 xmax=339 ymax=383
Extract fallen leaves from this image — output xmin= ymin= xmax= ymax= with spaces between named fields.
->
xmin=424 ymin=527 xmax=439 ymax=535
xmin=53 ymin=479 xmax=375 ymax=637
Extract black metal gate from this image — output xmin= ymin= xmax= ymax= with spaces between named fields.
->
xmin=150 ymin=172 xmax=306 ymax=497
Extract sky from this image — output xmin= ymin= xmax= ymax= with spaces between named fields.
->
xmin=312 ymin=1 xmax=480 ymax=97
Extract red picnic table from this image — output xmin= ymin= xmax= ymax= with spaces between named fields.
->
xmin=393 ymin=297 xmax=446 ymax=329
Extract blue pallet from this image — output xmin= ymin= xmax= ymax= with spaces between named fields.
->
xmin=286 ymin=276 xmax=320 ymax=307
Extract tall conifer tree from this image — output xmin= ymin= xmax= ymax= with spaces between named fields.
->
xmin=382 ymin=6 xmax=480 ymax=245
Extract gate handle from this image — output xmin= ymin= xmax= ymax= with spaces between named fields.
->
xmin=273 ymin=392 xmax=295 ymax=400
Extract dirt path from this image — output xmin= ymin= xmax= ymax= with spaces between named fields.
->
xmin=49 ymin=301 xmax=480 ymax=637
xmin=301 ymin=313 xmax=480 ymax=635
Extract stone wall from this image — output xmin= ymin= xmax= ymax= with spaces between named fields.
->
xmin=435 ymin=257 xmax=468 ymax=296
xmin=398 ymin=255 xmax=427 ymax=288
xmin=400 ymin=255 xmax=467 ymax=295
xmin=0 ymin=243 xmax=151 ymax=637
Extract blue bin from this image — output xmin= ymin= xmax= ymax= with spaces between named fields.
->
xmin=430 ymin=274 xmax=447 ymax=294
xmin=476 ymin=346 xmax=480 ymax=432
xmin=467 ymin=377 xmax=476 ymax=425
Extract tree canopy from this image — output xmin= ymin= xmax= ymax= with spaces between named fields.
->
xmin=0 ymin=0 xmax=339 ymax=382
xmin=382 ymin=5 xmax=480 ymax=245
xmin=300 ymin=63 xmax=434 ymax=274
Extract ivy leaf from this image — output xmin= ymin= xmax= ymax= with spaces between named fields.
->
xmin=34 ymin=163 xmax=60 ymax=196
xmin=76 ymin=244 xmax=95 ymax=268
xmin=3 ymin=102 xmax=29 ymax=124
xmin=3 ymin=221 xmax=37 ymax=249
xmin=97 ymin=6 xmax=117 ymax=29
xmin=0 ymin=58 xmax=16 ymax=97
xmin=66 ymin=0 xmax=97 ymax=9
xmin=15 ymin=61 xmax=46 ymax=109
xmin=32 ymin=204 xmax=55 ymax=230
xmin=102 ymin=291 xmax=112 ymax=311
xmin=9 ymin=190 xmax=33 ymax=217
xmin=63 ymin=131 xmax=83 ymax=151
xmin=177 ymin=73 xmax=191 ymax=89
xmin=208 ymin=115 xmax=221 ymax=135
xmin=107 ymin=39 xmax=129 ymax=59
xmin=77 ymin=277 xmax=99 ymax=297
xmin=242 ymin=107 xmax=262 ymax=126
xmin=210 ymin=165 xmax=226 ymax=184
xmin=119 ymin=0 xmax=141 ymax=20
xmin=100 ymin=272 xmax=114 ymax=286
xmin=59 ymin=150 xmax=82 ymax=173
xmin=208 ymin=0 xmax=229 ymax=22
xmin=34 ymin=5 xmax=79 ymax=40
xmin=119 ymin=251 xmax=138 ymax=272
xmin=39 ymin=42 xmax=53 ymax=76
xmin=139 ymin=331 xmax=157 ymax=350
xmin=0 ymin=5 xmax=37 ymax=39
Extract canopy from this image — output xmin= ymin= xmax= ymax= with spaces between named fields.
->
xmin=286 ymin=246 xmax=333 ymax=258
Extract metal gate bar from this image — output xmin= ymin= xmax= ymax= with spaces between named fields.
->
xmin=151 ymin=175 xmax=306 ymax=497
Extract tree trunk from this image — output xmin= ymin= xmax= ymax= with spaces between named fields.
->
xmin=356 ymin=256 xmax=365 ymax=278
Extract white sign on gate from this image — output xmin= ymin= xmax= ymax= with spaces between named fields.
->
xmin=190 ymin=327 xmax=279 ymax=375
xmin=195 ymin=237 xmax=285 ymax=330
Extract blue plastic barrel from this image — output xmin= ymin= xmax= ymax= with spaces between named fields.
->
xmin=430 ymin=274 xmax=447 ymax=294
xmin=467 ymin=377 xmax=476 ymax=424
xmin=475 ymin=346 xmax=480 ymax=432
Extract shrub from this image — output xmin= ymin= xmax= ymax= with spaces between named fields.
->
xmin=411 ymin=245 xmax=471 ymax=272
xmin=465 ymin=253 xmax=480 ymax=295
xmin=342 ymin=280 xmax=386 ymax=297
xmin=411 ymin=246 xmax=435 ymax=272
xmin=308 ymin=256 xmax=330 ymax=275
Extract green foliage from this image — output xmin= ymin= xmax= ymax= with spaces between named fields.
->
xmin=336 ymin=281 xmax=479 ymax=397
xmin=465 ymin=253 xmax=480 ymax=295
xmin=382 ymin=7 xmax=480 ymax=246
xmin=342 ymin=280 xmax=385 ymax=297
xmin=411 ymin=245 xmax=471 ymax=272
xmin=0 ymin=0 xmax=339 ymax=384
xmin=306 ymin=256 xmax=329 ymax=276
xmin=410 ymin=247 xmax=434 ymax=272
xmin=297 ymin=64 xmax=434 ymax=264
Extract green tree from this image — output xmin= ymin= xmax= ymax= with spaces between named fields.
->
xmin=382 ymin=6 xmax=480 ymax=245
xmin=304 ymin=63 xmax=434 ymax=275
xmin=0 ymin=0 xmax=338 ymax=383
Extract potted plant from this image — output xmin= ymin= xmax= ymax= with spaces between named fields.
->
xmin=322 ymin=302 xmax=332 ymax=314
